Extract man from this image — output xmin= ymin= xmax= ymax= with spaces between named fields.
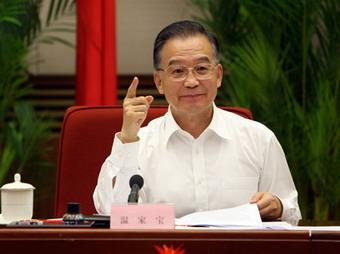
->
xmin=93 ymin=20 xmax=301 ymax=225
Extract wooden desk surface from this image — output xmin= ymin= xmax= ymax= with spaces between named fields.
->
xmin=0 ymin=228 xmax=312 ymax=254
xmin=0 ymin=227 xmax=310 ymax=238
xmin=310 ymin=231 xmax=340 ymax=254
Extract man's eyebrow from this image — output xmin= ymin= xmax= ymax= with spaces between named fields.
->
xmin=194 ymin=56 xmax=211 ymax=63
xmin=167 ymin=56 xmax=211 ymax=66
xmin=167 ymin=59 xmax=183 ymax=66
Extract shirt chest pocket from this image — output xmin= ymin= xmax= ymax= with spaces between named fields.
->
xmin=219 ymin=176 xmax=259 ymax=207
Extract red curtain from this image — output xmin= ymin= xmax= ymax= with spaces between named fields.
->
xmin=76 ymin=0 xmax=118 ymax=105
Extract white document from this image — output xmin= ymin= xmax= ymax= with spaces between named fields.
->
xmin=175 ymin=203 xmax=262 ymax=228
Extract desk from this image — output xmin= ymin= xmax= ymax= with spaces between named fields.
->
xmin=0 ymin=228 xmax=312 ymax=254
xmin=310 ymin=231 xmax=340 ymax=254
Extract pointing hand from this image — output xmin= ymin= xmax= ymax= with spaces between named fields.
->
xmin=120 ymin=77 xmax=153 ymax=143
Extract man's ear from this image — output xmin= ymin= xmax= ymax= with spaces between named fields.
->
xmin=154 ymin=71 xmax=164 ymax=94
xmin=216 ymin=64 xmax=223 ymax=88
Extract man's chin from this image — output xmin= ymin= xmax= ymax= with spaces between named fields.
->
xmin=171 ymin=101 xmax=213 ymax=115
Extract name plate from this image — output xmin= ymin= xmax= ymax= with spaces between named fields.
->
xmin=110 ymin=204 xmax=175 ymax=229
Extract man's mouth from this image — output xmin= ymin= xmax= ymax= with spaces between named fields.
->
xmin=180 ymin=93 xmax=205 ymax=97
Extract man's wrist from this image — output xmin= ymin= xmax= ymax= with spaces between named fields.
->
xmin=118 ymin=132 xmax=139 ymax=143
xmin=274 ymin=195 xmax=283 ymax=219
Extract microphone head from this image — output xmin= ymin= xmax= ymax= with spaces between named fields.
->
xmin=129 ymin=174 xmax=144 ymax=189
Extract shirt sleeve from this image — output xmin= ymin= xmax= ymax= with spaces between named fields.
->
xmin=259 ymin=133 xmax=302 ymax=225
xmin=93 ymin=133 xmax=140 ymax=214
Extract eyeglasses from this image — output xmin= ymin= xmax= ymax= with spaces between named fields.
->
xmin=157 ymin=63 xmax=217 ymax=81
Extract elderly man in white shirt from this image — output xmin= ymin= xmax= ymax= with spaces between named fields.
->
xmin=93 ymin=20 xmax=302 ymax=225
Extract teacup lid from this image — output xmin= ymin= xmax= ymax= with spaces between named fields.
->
xmin=0 ymin=173 xmax=35 ymax=191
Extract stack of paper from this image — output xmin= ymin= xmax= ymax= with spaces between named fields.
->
xmin=175 ymin=203 xmax=262 ymax=228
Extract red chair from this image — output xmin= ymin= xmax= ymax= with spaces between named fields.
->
xmin=55 ymin=105 xmax=252 ymax=217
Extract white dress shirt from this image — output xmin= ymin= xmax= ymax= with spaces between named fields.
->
xmin=93 ymin=105 xmax=302 ymax=225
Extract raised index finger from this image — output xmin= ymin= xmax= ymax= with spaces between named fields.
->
xmin=125 ymin=76 xmax=139 ymax=99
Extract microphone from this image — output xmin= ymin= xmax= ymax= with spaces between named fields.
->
xmin=127 ymin=174 xmax=144 ymax=203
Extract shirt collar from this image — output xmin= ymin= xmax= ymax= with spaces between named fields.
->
xmin=164 ymin=106 xmax=181 ymax=144
xmin=163 ymin=104 xmax=232 ymax=145
xmin=207 ymin=104 xmax=232 ymax=140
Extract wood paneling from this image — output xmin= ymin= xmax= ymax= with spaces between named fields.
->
xmin=28 ymin=75 xmax=166 ymax=133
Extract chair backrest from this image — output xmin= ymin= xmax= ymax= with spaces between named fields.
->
xmin=55 ymin=105 xmax=252 ymax=217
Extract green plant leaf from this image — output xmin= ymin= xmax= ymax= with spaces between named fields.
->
xmin=190 ymin=0 xmax=340 ymax=220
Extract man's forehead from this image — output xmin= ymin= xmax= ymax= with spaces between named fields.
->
xmin=160 ymin=35 xmax=214 ymax=66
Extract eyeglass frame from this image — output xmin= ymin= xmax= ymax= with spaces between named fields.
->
xmin=156 ymin=63 xmax=219 ymax=82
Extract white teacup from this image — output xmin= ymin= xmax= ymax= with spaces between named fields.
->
xmin=0 ymin=173 xmax=35 ymax=224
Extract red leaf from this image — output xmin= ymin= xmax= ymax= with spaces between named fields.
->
xmin=154 ymin=244 xmax=186 ymax=254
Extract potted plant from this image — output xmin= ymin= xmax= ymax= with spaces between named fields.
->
xmin=190 ymin=0 xmax=340 ymax=221
xmin=0 ymin=0 xmax=75 ymax=217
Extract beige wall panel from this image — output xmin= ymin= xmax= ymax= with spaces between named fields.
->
xmin=117 ymin=0 xmax=196 ymax=74
xmin=28 ymin=0 xmax=198 ymax=75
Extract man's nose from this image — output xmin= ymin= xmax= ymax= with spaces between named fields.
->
xmin=184 ymin=69 xmax=199 ymax=88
